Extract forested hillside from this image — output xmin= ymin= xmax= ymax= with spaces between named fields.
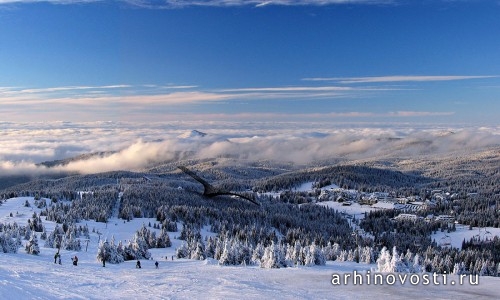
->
xmin=1 ymin=147 xmax=499 ymax=275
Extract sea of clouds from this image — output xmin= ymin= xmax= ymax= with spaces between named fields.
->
xmin=1 ymin=121 xmax=499 ymax=175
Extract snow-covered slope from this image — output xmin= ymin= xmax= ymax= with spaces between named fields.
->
xmin=1 ymin=253 xmax=499 ymax=299
xmin=1 ymin=197 xmax=499 ymax=299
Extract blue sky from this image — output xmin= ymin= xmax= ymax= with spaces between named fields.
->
xmin=1 ymin=0 xmax=499 ymax=124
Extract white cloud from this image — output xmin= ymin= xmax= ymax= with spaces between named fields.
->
xmin=1 ymin=122 xmax=499 ymax=176
xmin=0 ymin=83 xmax=398 ymax=122
xmin=388 ymin=111 xmax=455 ymax=117
xmin=0 ymin=0 xmax=100 ymax=4
xmin=161 ymin=85 xmax=199 ymax=89
xmin=0 ymin=0 xmax=392 ymax=6
xmin=122 ymin=0 xmax=395 ymax=9
xmin=13 ymin=85 xmax=132 ymax=94
xmin=255 ymin=1 xmax=272 ymax=7
xmin=0 ymin=80 xmax=483 ymax=123
xmin=303 ymin=75 xmax=499 ymax=84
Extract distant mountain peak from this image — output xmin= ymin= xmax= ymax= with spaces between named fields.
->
xmin=178 ymin=130 xmax=207 ymax=139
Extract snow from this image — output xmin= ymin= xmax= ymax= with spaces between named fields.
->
xmin=371 ymin=201 xmax=398 ymax=210
xmin=1 ymin=197 xmax=499 ymax=299
xmin=293 ymin=182 xmax=339 ymax=192
xmin=293 ymin=181 xmax=314 ymax=191
xmin=318 ymin=201 xmax=376 ymax=220
xmin=2 ymin=254 xmax=499 ymax=299
xmin=432 ymin=224 xmax=500 ymax=249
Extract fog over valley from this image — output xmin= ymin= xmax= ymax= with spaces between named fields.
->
xmin=0 ymin=122 xmax=498 ymax=176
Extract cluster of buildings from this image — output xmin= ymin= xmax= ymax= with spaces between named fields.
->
xmin=319 ymin=188 xmax=453 ymax=207
xmin=394 ymin=213 xmax=455 ymax=224
xmin=316 ymin=187 xmax=457 ymax=223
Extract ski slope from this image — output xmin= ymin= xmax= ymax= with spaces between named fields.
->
xmin=1 ymin=253 xmax=499 ymax=300
xmin=1 ymin=197 xmax=499 ymax=299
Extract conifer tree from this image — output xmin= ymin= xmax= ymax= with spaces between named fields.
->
xmin=25 ymin=232 xmax=40 ymax=255
xmin=376 ymin=247 xmax=392 ymax=272
xmin=219 ymin=239 xmax=235 ymax=266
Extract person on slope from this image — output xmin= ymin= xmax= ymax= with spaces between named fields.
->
xmin=136 ymin=260 xmax=141 ymax=269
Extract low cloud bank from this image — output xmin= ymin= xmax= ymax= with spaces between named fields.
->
xmin=1 ymin=124 xmax=499 ymax=176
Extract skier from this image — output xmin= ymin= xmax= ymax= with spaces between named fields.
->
xmin=155 ymin=261 xmax=159 ymax=269
xmin=58 ymin=255 xmax=62 ymax=265
xmin=103 ymin=259 xmax=106 ymax=267
xmin=54 ymin=252 xmax=59 ymax=264
xmin=136 ymin=260 xmax=141 ymax=269
xmin=72 ymin=255 xmax=78 ymax=266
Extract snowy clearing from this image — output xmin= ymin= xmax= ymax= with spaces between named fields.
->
xmin=432 ymin=224 xmax=500 ymax=249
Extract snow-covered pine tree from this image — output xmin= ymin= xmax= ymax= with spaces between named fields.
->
xmin=123 ymin=233 xmax=151 ymax=260
xmin=303 ymin=246 xmax=314 ymax=266
xmin=412 ymin=253 xmax=423 ymax=273
xmin=24 ymin=226 xmax=32 ymax=241
xmin=205 ymin=236 xmax=216 ymax=259
xmin=25 ymin=232 xmax=40 ymax=255
xmin=64 ymin=231 xmax=81 ymax=251
xmin=214 ymin=238 xmax=224 ymax=260
xmin=284 ymin=243 xmax=296 ymax=267
xmin=236 ymin=242 xmax=251 ymax=266
xmin=390 ymin=247 xmax=406 ymax=272
xmin=452 ymin=261 xmax=467 ymax=275
xmin=260 ymin=241 xmax=284 ymax=268
xmin=322 ymin=242 xmax=338 ymax=261
xmin=175 ymin=242 xmax=189 ymax=259
xmin=309 ymin=244 xmax=326 ymax=266
xmin=479 ymin=260 xmax=489 ymax=276
xmin=44 ymin=224 xmax=64 ymax=249
xmin=404 ymin=249 xmax=413 ymax=267
xmin=360 ymin=246 xmax=373 ymax=264
xmin=442 ymin=254 xmax=453 ymax=274
xmin=40 ymin=226 xmax=47 ymax=240
xmin=250 ymin=243 xmax=264 ymax=266
xmin=109 ymin=236 xmax=124 ymax=263
xmin=219 ymin=239 xmax=235 ymax=266
xmin=147 ymin=230 xmax=157 ymax=248
xmin=97 ymin=239 xmax=124 ymax=264
xmin=155 ymin=229 xmax=172 ymax=248
xmin=346 ymin=249 xmax=355 ymax=262
xmin=97 ymin=240 xmax=110 ymax=264
xmin=191 ymin=241 xmax=206 ymax=260
xmin=292 ymin=240 xmax=303 ymax=265
xmin=337 ymin=249 xmax=348 ymax=262
xmin=376 ymin=247 xmax=392 ymax=272
xmin=116 ymin=240 xmax=125 ymax=262
xmin=1 ymin=231 xmax=19 ymax=253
